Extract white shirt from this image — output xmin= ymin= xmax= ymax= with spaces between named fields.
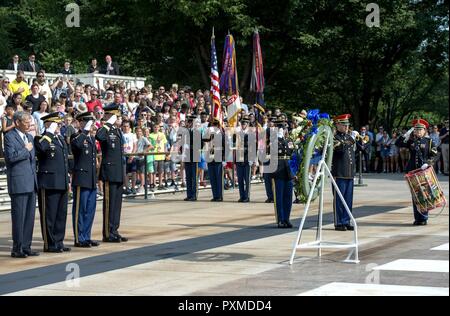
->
xmin=15 ymin=128 xmax=29 ymax=144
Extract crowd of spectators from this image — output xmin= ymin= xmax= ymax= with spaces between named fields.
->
xmin=1 ymin=53 xmax=449 ymax=198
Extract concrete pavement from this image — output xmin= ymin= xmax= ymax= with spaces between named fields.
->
xmin=0 ymin=173 xmax=448 ymax=296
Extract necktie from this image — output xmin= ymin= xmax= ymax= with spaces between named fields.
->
xmin=23 ymin=134 xmax=27 ymax=144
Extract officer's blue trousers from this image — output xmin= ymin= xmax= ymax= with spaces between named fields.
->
xmin=185 ymin=162 xmax=198 ymax=200
xmin=208 ymin=162 xmax=223 ymax=200
xmin=236 ymin=162 xmax=251 ymax=201
xmin=332 ymin=178 xmax=354 ymax=226
xmin=72 ymin=187 xmax=97 ymax=244
xmin=413 ymin=200 xmax=428 ymax=222
xmin=273 ymin=179 xmax=293 ymax=222
xmin=263 ymin=173 xmax=274 ymax=201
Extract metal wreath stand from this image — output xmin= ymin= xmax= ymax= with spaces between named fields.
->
xmin=289 ymin=125 xmax=360 ymax=264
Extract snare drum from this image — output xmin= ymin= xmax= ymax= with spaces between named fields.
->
xmin=405 ymin=166 xmax=447 ymax=214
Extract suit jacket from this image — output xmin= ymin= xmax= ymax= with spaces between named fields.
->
xmin=20 ymin=61 xmax=41 ymax=73
xmin=71 ymin=131 xmax=97 ymax=189
xmin=102 ymin=62 xmax=120 ymax=76
xmin=4 ymin=129 xmax=37 ymax=195
xmin=34 ymin=132 xmax=69 ymax=190
xmin=7 ymin=62 xmax=20 ymax=72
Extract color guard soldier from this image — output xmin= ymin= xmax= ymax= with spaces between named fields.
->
xmin=263 ymin=116 xmax=275 ymax=203
xmin=71 ymin=112 xmax=99 ymax=247
xmin=96 ymin=105 xmax=128 ymax=242
xmin=204 ymin=118 xmax=225 ymax=202
xmin=331 ymin=114 xmax=356 ymax=231
xmin=182 ymin=115 xmax=201 ymax=202
xmin=396 ymin=118 xmax=438 ymax=225
xmin=271 ymin=118 xmax=295 ymax=228
xmin=35 ymin=112 xmax=71 ymax=253
xmin=236 ymin=116 xmax=251 ymax=203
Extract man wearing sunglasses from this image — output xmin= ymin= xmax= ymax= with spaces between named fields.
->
xmin=9 ymin=71 xmax=30 ymax=99
xmin=86 ymin=89 xmax=103 ymax=112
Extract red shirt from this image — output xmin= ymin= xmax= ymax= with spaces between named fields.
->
xmin=86 ymin=99 xmax=103 ymax=112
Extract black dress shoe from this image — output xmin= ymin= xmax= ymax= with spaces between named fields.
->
xmin=88 ymin=240 xmax=100 ymax=247
xmin=345 ymin=225 xmax=355 ymax=231
xmin=265 ymin=199 xmax=273 ymax=203
xmin=242 ymin=199 xmax=250 ymax=203
xmin=413 ymin=221 xmax=428 ymax=226
xmin=238 ymin=199 xmax=244 ymax=203
xmin=23 ymin=250 xmax=40 ymax=257
xmin=102 ymin=237 xmax=121 ymax=243
xmin=335 ymin=225 xmax=347 ymax=231
xmin=74 ymin=242 xmax=91 ymax=248
xmin=216 ymin=198 xmax=223 ymax=202
xmin=277 ymin=222 xmax=287 ymax=229
xmin=285 ymin=221 xmax=293 ymax=228
xmin=60 ymin=247 xmax=72 ymax=252
xmin=44 ymin=248 xmax=63 ymax=253
xmin=211 ymin=198 xmax=218 ymax=202
xmin=184 ymin=197 xmax=191 ymax=201
xmin=118 ymin=235 xmax=129 ymax=242
xmin=11 ymin=251 xmax=28 ymax=258
xmin=293 ymin=198 xmax=301 ymax=204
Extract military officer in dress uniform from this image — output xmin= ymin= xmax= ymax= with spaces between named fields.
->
xmin=396 ymin=118 xmax=438 ymax=225
xmin=182 ymin=115 xmax=201 ymax=202
xmin=263 ymin=116 xmax=276 ymax=203
xmin=95 ymin=104 xmax=128 ymax=242
xmin=205 ymin=118 xmax=225 ymax=202
xmin=236 ymin=116 xmax=252 ymax=203
xmin=71 ymin=112 xmax=99 ymax=248
xmin=271 ymin=118 xmax=295 ymax=228
xmin=331 ymin=114 xmax=356 ymax=231
xmin=35 ymin=112 xmax=71 ymax=253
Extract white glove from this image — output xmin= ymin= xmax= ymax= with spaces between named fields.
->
xmin=107 ymin=115 xmax=117 ymax=125
xmin=84 ymin=120 xmax=94 ymax=132
xmin=47 ymin=122 xmax=58 ymax=134
xmin=404 ymin=127 xmax=415 ymax=141
xmin=278 ymin=128 xmax=284 ymax=138
xmin=351 ymin=131 xmax=360 ymax=140
xmin=421 ymin=164 xmax=429 ymax=170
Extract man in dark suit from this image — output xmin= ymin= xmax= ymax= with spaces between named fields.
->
xmin=102 ymin=55 xmax=120 ymax=76
xmin=20 ymin=54 xmax=41 ymax=73
xmin=71 ymin=112 xmax=99 ymax=248
xmin=34 ymin=112 xmax=71 ymax=253
xmin=96 ymin=104 xmax=128 ymax=242
xmin=7 ymin=55 xmax=20 ymax=72
xmin=4 ymin=111 xmax=39 ymax=258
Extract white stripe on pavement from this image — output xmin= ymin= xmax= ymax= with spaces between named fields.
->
xmin=373 ymin=259 xmax=449 ymax=273
xmin=299 ymin=282 xmax=449 ymax=296
xmin=431 ymin=243 xmax=449 ymax=251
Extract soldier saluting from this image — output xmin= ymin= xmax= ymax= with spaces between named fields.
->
xmin=271 ymin=118 xmax=295 ymax=228
xmin=35 ymin=112 xmax=71 ymax=253
xmin=71 ymin=112 xmax=99 ymax=248
xmin=96 ymin=104 xmax=128 ymax=243
xmin=331 ymin=114 xmax=356 ymax=232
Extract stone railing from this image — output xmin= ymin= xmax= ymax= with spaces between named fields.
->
xmin=0 ymin=69 xmax=146 ymax=90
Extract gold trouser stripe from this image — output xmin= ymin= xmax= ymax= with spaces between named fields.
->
xmin=195 ymin=164 xmax=199 ymax=200
xmin=272 ymin=179 xmax=278 ymax=223
xmin=333 ymin=181 xmax=337 ymax=226
xmin=41 ymin=189 xmax=48 ymax=250
xmin=74 ymin=186 xmax=81 ymax=244
xmin=248 ymin=164 xmax=251 ymax=200
xmin=221 ymin=166 xmax=224 ymax=199
xmin=105 ymin=182 xmax=110 ymax=239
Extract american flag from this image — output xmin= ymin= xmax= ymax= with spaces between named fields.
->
xmin=211 ymin=30 xmax=222 ymax=125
